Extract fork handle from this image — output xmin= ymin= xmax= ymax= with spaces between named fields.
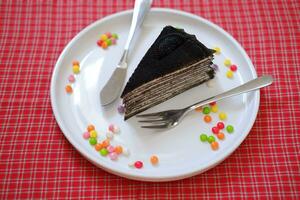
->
xmin=188 ymin=75 xmax=273 ymax=111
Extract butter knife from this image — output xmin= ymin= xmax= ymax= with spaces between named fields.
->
xmin=100 ymin=0 xmax=152 ymax=105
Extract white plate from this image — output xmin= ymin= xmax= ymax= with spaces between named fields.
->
xmin=51 ymin=8 xmax=259 ymax=182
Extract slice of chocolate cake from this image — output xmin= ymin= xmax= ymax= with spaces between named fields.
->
xmin=121 ymin=26 xmax=215 ymax=120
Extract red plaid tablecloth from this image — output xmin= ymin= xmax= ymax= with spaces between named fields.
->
xmin=0 ymin=0 xmax=299 ymax=199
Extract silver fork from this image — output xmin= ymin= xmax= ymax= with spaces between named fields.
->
xmin=137 ymin=75 xmax=273 ymax=129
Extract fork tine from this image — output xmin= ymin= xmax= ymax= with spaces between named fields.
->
xmin=140 ymin=124 xmax=169 ymax=129
xmin=138 ymin=119 xmax=167 ymax=123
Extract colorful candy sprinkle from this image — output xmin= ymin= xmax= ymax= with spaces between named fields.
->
xmin=122 ymin=148 xmax=130 ymax=156
xmin=109 ymin=152 xmax=118 ymax=160
xmin=102 ymin=139 xmax=110 ymax=148
xmin=107 ymin=145 xmax=115 ymax=153
xmin=114 ymin=146 xmax=123 ymax=154
xmin=211 ymin=141 xmax=219 ymax=150
xmin=211 ymin=63 xmax=219 ymax=71
xmin=200 ymin=134 xmax=208 ymax=142
xmin=117 ymin=105 xmax=125 ymax=114
xmin=211 ymin=105 xmax=218 ymax=113
xmin=100 ymin=148 xmax=109 ymax=156
xmin=219 ymin=112 xmax=227 ymax=120
xmin=217 ymin=122 xmax=225 ymax=129
xmin=95 ymin=143 xmax=103 ymax=151
xmin=65 ymin=85 xmax=73 ymax=93
xmin=204 ymin=115 xmax=212 ymax=123
xmin=73 ymin=64 xmax=80 ymax=74
xmin=207 ymin=135 xmax=216 ymax=143
xmin=134 ymin=161 xmax=143 ymax=169
xmin=112 ymin=33 xmax=118 ymax=39
xmin=202 ymin=107 xmax=211 ymax=114
xmin=195 ymin=106 xmax=202 ymax=112
xmin=106 ymin=131 xmax=114 ymax=139
xmin=226 ymin=70 xmax=233 ymax=78
xmin=217 ymin=132 xmax=225 ymax=140
xmin=72 ymin=61 xmax=79 ymax=66
xmin=108 ymin=124 xmax=120 ymax=133
xmin=230 ymin=64 xmax=237 ymax=72
xmin=226 ymin=125 xmax=234 ymax=133
xmin=224 ymin=59 xmax=231 ymax=66
xmin=68 ymin=74 xmax=75 ymax=83
xmin=89 ymin=137 xmax=97 ymax=145
xmin=100 ymin=34 xmax=108 ymax=41
xmin=87 ymin=124 xmax=95 ymax=132
xmin=150 ymin=155 xmax=159 ymax=165
xmin=213 ymin=47 xmax=221 ymax=55
xmin=212 ymin=126 xmax=220 ymax=134
xmin=209 ymin=102 xmax=216 ymax=106
xmin=89 ymin=130 xmax=97 ymax=138
xmin=83 ymin=132 xmax=90 ymax=139
xmin=98 ymin=32 xmax=119 ymax=49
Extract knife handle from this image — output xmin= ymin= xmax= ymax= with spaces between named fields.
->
xmin=119 ymin=0 xmax=152 ymax=65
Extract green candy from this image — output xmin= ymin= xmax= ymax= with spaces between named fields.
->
xmin=100 ymin=148 xmax=109 ymax=156
xmin=226 ymin=125 xmax=234 ymax=133
xmin=207 ymin=135 xmax=216 ymax=143
xmin=106 ymin=39 xmax=112 ymax=46
xmin=202 ymin=107 xmax=211 ymax=115
xmin=89 ymin=137 xmax=97 ymax=145
xmin=112 ymin=33 xmax=118 ymax=39
xmin=200 ymin=134 xmax=208 ymax=142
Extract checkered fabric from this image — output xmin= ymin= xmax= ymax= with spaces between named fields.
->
xmin=0 ymin=0 xmax=299 ymax=199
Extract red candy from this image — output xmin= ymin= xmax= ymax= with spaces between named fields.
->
xmin=97 ymin=40 xmax=103 ymax=46
xmin=217 ymin=122 xmax=225 ymax=129
xmin=230 ymin=64 xmax=237 ymax=72
xmin=209 ymin=102 xmax=216 ymax=106
xmin=134 ymin=161 xmax=143 ymax=169
xmin=212 ymin=127 xmax=220 ymax=134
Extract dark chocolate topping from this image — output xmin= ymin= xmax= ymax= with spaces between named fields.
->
xmin=121 ymin=26 xmax=215 ymax=97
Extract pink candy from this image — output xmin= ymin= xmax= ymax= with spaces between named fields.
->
xmin=111 ymin=38 xmax=116 ymax=45
xmin=108 ymin=124 xmax=120 ymax=133
xmin=109 ymin=152 xmax=118 ymax=160
xmin=107 ymin=145 xmax=115 ymax=153
xmin=83 ymin=132 xmax=90 ymax=139
xmin=68 ymin=74 xmax=75 ymax=83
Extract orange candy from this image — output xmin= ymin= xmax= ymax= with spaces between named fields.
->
xmin=102 ymin=139 xmax=110 ymax=148
xmin=65 ymin=85 xmax=73 ymax=93
xmin=195 ymin=106 xmax=202 ymax=112
xmin=150 ymin=155 xmax=159 ymax=165
xmin=95 ymin=143 xmax=103 ymax=151
xmin=211 ymin=141 xmax=219 ymax=150
xmin=72 ymin=61 xmax=79 ymax=66
xmin=102 ymin=41 xmax=108 ymax=49
xmin=204 ymin=115 xmax=212 ymax=123
xmin=87 ymin=124 xmax=95 ymax=132
xmin=217 ymin=132 xmax=225 ymax=140
xmin=114 ymin=146 xmax=123 ymax=154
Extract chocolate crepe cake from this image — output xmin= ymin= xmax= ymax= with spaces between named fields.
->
xmin=121 ymin=26 xmax=215 ymax=120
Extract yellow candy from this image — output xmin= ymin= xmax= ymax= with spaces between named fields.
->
xmin=219 ymin=112 xmax=227 ymax=120
xmin=73 ymin=65 xmax=80 ymax=74
xmin=211 ymin=105 xmax=218 ymax=113
xmin=100 ymin=34 xmax=108 ymax=41
xmin=89 ymin=130 xmax=97 ymax=138
xmin=224 ymin=59 xmax=231 ymax=66
xmin=213 ymin=47 xmax=221 ymax=55
xmin=226 ymin=70 xmax=233 ymax=78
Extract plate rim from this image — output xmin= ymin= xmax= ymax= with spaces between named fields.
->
xmin=50 ymin=8 xmax=259 ymax=182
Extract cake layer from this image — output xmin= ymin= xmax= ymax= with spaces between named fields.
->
xmin=123 ymin=57 xmax=213 ymax=102
xmin=123 ymin=62 xmax=214 ymax=119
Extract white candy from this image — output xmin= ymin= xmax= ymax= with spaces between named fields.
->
xmin=122 ymin=148 xmax=130 ymax=156
xmin=113 ymin=125 xmax=120 ymax=133
xmin=106 ymin=131 xmax=114 ymax=139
